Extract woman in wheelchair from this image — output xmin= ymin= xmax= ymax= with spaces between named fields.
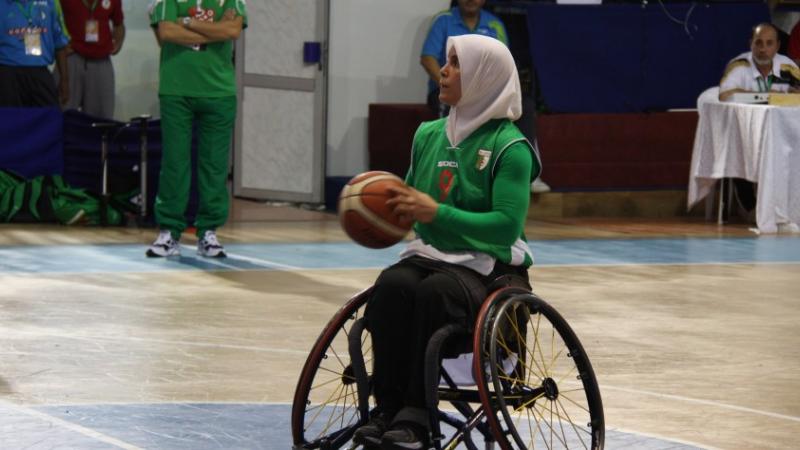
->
xmin=353 ymin=34 xmax=541 ymax=450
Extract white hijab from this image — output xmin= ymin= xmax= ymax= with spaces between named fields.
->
xmin=445 ymin=34 xmax=522 ymax=147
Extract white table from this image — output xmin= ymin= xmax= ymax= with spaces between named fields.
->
xmin=688 ymin=87 xmax=800 ymax=234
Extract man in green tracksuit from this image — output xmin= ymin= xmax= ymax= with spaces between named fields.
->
xmin=146 ymin=0 xmax=247 ymax=258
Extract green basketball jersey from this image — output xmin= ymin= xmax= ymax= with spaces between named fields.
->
xmin=150 ymin=0 xmax=248 ymax=97
xmin=406 ymin=118 xmax=540 ymax=267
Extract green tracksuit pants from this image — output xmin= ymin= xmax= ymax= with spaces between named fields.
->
xmin=155 ymin=95 xmax=237 ymax=239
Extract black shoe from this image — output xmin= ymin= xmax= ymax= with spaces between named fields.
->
xmin=380 ymin=423 xmax=428 ymax=450
xmin=353 ymin=413 xmax=389 ymax=448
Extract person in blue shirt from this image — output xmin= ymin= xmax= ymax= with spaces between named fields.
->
xmin=420 ymin=0 xmax=551 ymax=193
xmin=0 ymin=0 xmax=71 ymax=107
xmin=420 ymin=0 xmax=508 ymax=117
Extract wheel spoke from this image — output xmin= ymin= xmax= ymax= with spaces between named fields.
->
xmin=329 ymin=346 xmax=349 ymax=372
xmin=553 ymin=396 xmax=572 ymax=449
xmin=530 ymin=403 xmax=553 ymax=450
xmin=310 ymin=373 xmax=345 ymax=391
xmin=559 ymin=391 xmax=592 ymax=415
xmin=489 ymin=297 xmax=602 ymax=449
xmin=526 ymin=407 xmax=538 ymax=449
xmin=556 ymin=364 xmax=578 ymax=386
xmin=556 ymin=397 xmax=592 ymax=449
xmin=310 ymin=381 xmax=346 ymax=436
xmin=513 ymin=391 xmax=545 ymax=413
xmin=532 ymin=402 xmax=569 ymax=449
xmin=293 ymin=293 xmax=376 ymax=447
xmin=531 ymin=314 xmax=552 ymax=380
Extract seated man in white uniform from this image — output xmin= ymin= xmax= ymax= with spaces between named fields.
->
xmin=718 ymin=22 xmax=800 ymax=102
xmin=716 ymin=22 xmax=800 ymax=223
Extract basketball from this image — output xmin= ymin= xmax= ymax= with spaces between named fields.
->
xmin=338 ymin=171 xmax=414 ymax=249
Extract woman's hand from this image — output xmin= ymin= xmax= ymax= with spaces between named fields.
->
xmin=386 ymin=185 xmax=439 ymax=224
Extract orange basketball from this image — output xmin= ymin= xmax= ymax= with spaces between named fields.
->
xmin=338 ymin=171 xmax=414 ymax=249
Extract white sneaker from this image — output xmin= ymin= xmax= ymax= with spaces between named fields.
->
xmin=531 ymin=178 xmax=551 ymax=193
xmin=777 ymin=222 xmax=800 ymax=234
xmin=146 ymin=230 xmax=180 ymax=257
xmin=197 ymin=230 xmax=227 ymax=258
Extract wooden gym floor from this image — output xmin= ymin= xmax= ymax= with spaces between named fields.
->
xmin=1 ymin=198 xmax=798 ymax=449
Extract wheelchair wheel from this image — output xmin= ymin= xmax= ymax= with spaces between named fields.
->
xmin=291 ymin=288 xmax=374 ymax=449
xmin=474 ymin=288 xmax=604 ymax=449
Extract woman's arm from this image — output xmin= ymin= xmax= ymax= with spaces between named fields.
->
xmin=389 ymin=142 xmax=536 ymax=246
xmin=435 ymin=143 xmax=534 ymax=245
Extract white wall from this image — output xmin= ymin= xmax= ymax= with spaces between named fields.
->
xmin=326 ymin=0 xmax=450 ymax=177
xmin=112 ymin=1 xmax=160 ymax=120
xmin=112 ymin=1 xmax=449 ymax=177
xmin=107 ymin=3 xmax=800 ymax=179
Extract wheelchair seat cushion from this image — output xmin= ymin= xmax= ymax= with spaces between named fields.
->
xmin=441 ymin=352 xmax=519 ymax=386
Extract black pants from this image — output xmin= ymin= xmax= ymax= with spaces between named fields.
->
xmin=0 ymin=65 xmax=59 ymax=107
xmin=365 ymin=256 xmax=529 ymax=426
xmin=733 ymin=178 xmax=756 ymax=212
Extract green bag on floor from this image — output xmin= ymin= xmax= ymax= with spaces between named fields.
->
xmin=0 ymin=170 xmax=124 ymax=225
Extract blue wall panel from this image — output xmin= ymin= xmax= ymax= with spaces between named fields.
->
xmin=0 ymin=107 xmax=64 ymax=177
xmin=526 ymin=3 xmax=770 ymax=113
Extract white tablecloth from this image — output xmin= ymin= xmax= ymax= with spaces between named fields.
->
xmin=688 ymin=87 xmax=800 ymax=233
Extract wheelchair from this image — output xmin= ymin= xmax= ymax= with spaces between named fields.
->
xmin=291 ymin=284 xmax=604 ymax=449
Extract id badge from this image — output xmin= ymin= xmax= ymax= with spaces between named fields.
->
xmin=85 ymin=19 xmax=99 ymax=43
xmin=24 ymin=30 xmax=42 ymax=56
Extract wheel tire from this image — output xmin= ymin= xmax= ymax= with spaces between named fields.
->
xmin=291 ymin=288 xmax=373 ymax=449
xmin=474 ymin=289 xmax=604 ymax=449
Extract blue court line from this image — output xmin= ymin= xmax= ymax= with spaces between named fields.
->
xmin=0 ymin=236 xmax=798 ymax=275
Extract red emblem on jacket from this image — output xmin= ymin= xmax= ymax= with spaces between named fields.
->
xmin=438 ymin=169 xmax=454 ymax=201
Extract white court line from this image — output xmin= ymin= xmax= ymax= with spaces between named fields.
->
xmin=603 ymin=384 xmax=800 ymax=423
xmin=0 ymin=399 xmax=143 ymax=450
xmin=25 ymin=400 xmax=296 ymax=407
xmin=260 ymin=260 xmax=800 ymax=271
xmin=609 ymin=425 xmax=721 ymax=450
xmin=179 ymin=244 xmax=301 ymax=270
xmin=178 ymin=244 xmax=241 ymax=270
xmin=10 ymin=329 xmax=798 ymax=428
xmin=11 ymin=329 xmax=310 ymax=356
xmin=102 ymin=334 xmax=310 ymax=356
xmin=223 ymin=251 xmax=301 ymax=270
xmin=531 ymin=261 xmax=800 ymax=268
xmin=2 ymin=259 xmax=797 ymax=277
